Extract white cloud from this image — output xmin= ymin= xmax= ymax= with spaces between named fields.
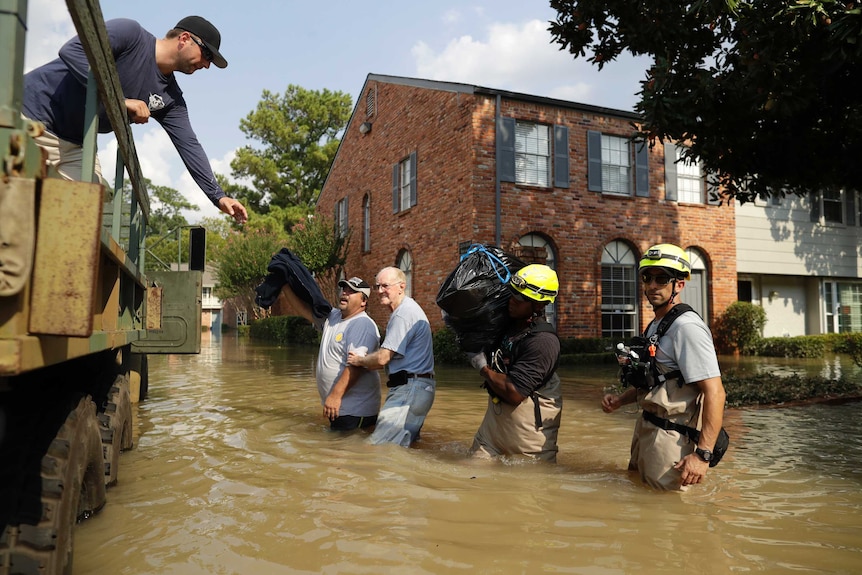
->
xmin=98 ymin=128 xmax=232 ymax=224
xmin=413 ymin=20 xmax=576 ymax=92
xmin=412 ymin=18 xmax=644 ymax=110
xmin=23 ymin=0 xmax=74 ymax=72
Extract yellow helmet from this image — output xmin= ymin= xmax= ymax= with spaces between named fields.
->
xmin=639 ymin=243 xmax=691 ymax=279
xmin=510 ymin=264 xmax=558 ymax=304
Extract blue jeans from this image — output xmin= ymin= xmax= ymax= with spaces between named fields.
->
xmin=369 ymin=378 xmax=435 ymax=447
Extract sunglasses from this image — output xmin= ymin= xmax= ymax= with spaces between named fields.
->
xmin=189 ymin=35 xmax=214 ymax=62
xmin=641 ymin=273 xmax=674 ymax=286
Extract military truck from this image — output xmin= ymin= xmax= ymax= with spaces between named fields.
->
xmin=1 ymin=1 xmax=203 ymax=573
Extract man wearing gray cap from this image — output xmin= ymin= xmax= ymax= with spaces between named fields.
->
xmin=281 ymin=277 xmax=382 ymax=431
xmin=23 ymin=16 xmax=247 ymax=223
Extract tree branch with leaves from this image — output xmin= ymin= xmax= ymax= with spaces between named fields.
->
xmin=549 ymin=0 xmax=862 ymax=203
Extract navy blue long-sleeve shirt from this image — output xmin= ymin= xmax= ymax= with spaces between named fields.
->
xmin=23 ymin=18 xmax=225 ymax=206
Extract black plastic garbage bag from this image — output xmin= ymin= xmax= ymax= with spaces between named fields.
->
xmin=436 ymin=244 xmax=525 ymax=353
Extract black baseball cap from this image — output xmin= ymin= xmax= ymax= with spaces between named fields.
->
xmin=175 ymin=16 xmax=228 ymax=68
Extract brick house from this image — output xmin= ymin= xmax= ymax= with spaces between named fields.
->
xmin=316 ymin=74 xmax=737 ymax=339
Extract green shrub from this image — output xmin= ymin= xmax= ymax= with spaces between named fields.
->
xmin=722 ymin=370 xmax=861 ymax=407
xmin=433 ymin=327 xmax=465 ymax=365
xmin=250 ymin=315 xmax=319 ymax=345
xmin=713 ymin=301 xmax=767 ymax=355
xmin=758 ymin=335 xmax=827 ymax=358
xmin=843 ymin=333 xmax=862 ymax=367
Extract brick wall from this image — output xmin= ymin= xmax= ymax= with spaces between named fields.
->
xmin=318 ymin=77 xmax=737 ymax=337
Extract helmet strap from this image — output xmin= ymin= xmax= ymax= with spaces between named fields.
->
xmin=650 ymin=279 xmax=679 ymax=311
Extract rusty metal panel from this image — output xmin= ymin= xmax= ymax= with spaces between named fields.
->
xmin=146 ymin=284 xmax=162 ymax=330
xmin=29 ymin=178 xmax=102 ymax=336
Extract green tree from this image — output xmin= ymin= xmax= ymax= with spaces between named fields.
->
xmin=230 ymin=85 xmax=352 ymax=209
xmin=115 ymin=178 xmax=196 ymax=270
xmin=215 ymin=173 xmax=265 ymax=217
xmin=288 ymin=215 xmax=350 ymax=303
xmin=549 ymin=0 xmax=862 ymax=203
xmin=211 ymin=229 xmax=288 ymax=320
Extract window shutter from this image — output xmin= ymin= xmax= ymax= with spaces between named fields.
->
xmin=635 ymin=140 xmax=649 ymax=197
xmin=706 ymin=173 xmax=721 ymax=205
xmin=392 ymin=164 xmax=399 ymax=213
xmin=664 ymin=143 xmax=678 ymax=202
xmin=810 ymin=191 xmax=820 ymax=223
xmin=409 ymin=151 xmax=417 ymax=207
xmin=587 ymin=130 xmax=603 ymax=192
xmin=553 ymin=125 xmax=570 ymax=188
xmin=497 ymin=117 xmax=516 ymax=183
xmin=845 ymin=189 xmax=856 ymax=226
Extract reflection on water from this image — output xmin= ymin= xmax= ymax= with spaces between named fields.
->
xmin=74 ymin=334 xmax=862 ymax=574
xmin=719 ymin=352 xmax=862 ymax=380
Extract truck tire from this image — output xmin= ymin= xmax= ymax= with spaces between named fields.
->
xmin=98 ymin=376 xmax=133 ymax=487
xmin=0 ymin=396 xmax=107 ymax=575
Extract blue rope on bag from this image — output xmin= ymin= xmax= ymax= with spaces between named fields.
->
xmin=460 ymin=244 xmax=511 ymax=284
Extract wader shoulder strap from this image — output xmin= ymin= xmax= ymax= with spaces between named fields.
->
xmin=644 ymin=304 xmax=695 ymax=341
xmin=644 ymin=304 xmax=696 ymax=387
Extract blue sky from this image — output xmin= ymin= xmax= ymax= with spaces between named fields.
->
xmin=25 ymin=0 xmax=648 ymax=221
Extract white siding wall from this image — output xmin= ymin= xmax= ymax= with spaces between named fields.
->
xmin=759 ymin=278 xmax=806 ymax=337
xmin=736 ymin=195 xmax=862 ymax=277
xmin=736 ymin=195 xmax=862 ymax=336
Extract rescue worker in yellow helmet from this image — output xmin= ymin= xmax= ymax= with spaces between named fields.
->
xmin=467 ymin=264 xmax=563 ymax=462
xmin=602 ymin=243 xmax=726 ymax=490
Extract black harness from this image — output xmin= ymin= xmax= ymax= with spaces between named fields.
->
xmin=618 ymin=304 xmax=695 ymax=391
xmin=487 ymin=318 xmax=559 ymax=430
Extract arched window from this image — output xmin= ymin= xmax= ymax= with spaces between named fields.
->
xmin=362 ymin=194 xmax=371 ymax=252
xmin=517 ymin=234 xmax=557 ymax=326
xmin=685 ymin=247 xmax=708 ymax=322
xmin=601 ymin=240 xmax=638 ymax=338
xmin=396 ymin=249 xmax=413 ymax=297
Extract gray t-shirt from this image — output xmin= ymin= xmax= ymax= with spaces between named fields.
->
xmin=646 ymin=311 xmax=721 ymax=383
xmin=316 ymin=309 xmax=381 ymax=417
xmin=382 ymin=297 xmax=435 ymax=376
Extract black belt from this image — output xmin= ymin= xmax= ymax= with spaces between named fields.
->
xmin=386 ymin=371 xmax=435 ymax=388
xmin=642 ymin=410 xmax=699 ymax=442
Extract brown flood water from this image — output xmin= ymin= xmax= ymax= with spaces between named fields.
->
xmin=74 ymin=333 xmax=862 ymax=574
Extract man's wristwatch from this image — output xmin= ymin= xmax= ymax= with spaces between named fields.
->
xmin=695 ymin=447 xmax=713 ymax=463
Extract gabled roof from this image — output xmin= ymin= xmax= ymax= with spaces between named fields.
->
xmin=364 ymin=73 xmax=641 ymax=121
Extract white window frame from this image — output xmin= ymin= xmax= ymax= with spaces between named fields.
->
xmin=515 ymin=122 xmax=551 ymax=187
xmin=676 ymin=147 xmax=705 ymax=204
xmin=601 ymin=241 xmax=638 ymax=338
xmin=362 ymin=194 xmax=371 ymax=252
xmin=601 ymin=134 xmax=632 ymax=196
xmin=399 ymin=156 xmax=412 ymax=211
xmin=397 ymin=249 xmax=413 ymax=297
xmin=335 ymin=197 xmax=348 ymax=237
xmin=822 ymin=188 xmax=844 ymax=224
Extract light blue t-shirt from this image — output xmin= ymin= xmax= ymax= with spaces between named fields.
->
xmin=382 ymin=297 xmax=434 ymax=377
